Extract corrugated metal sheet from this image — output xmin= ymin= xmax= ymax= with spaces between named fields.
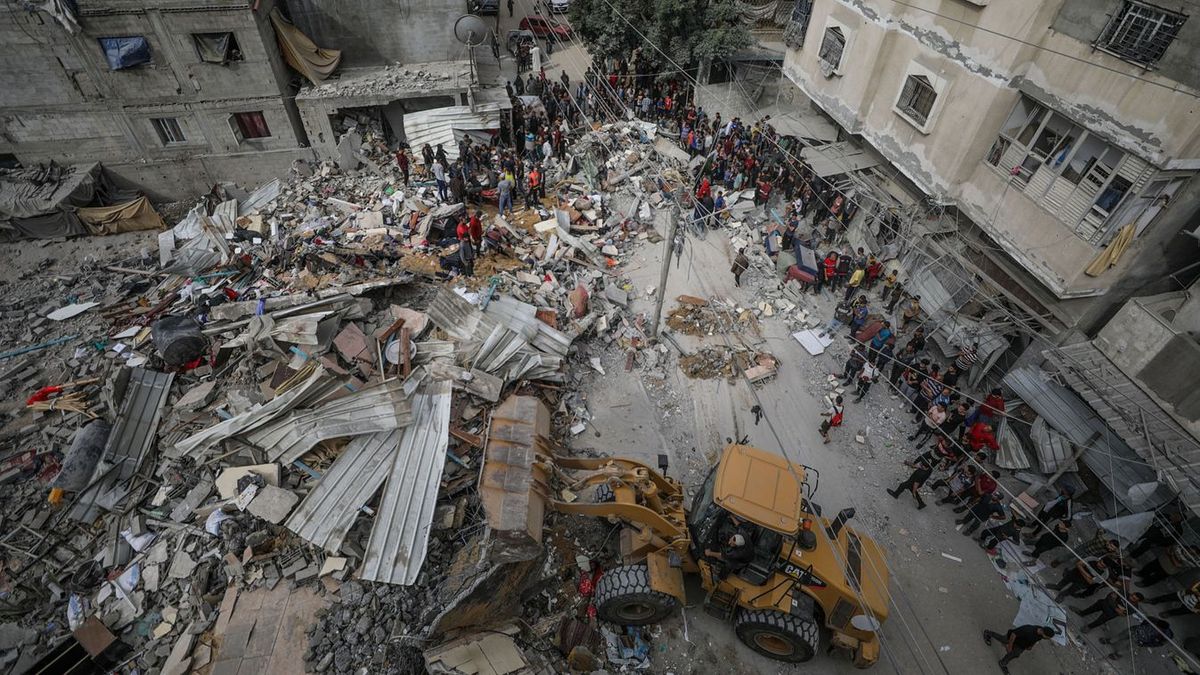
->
xmin=169 ymin=368 xmax=340 ymax=459
xmin=360 ymin=380 xmax=452 ymax=585
xmin=1032 ymin=417 xmax=1077 ymax=474
xmin=239 ymin=178 xmax=281 ymax=216
xmin=484 ymin=296 xmax=571 ymax=358
xmin=286 ymin=430 xmax=400 ymax=552
xmin=403 ymin=105 xmax=503 ymax=163
xmin=1050 ymin=342 xmax=1200 ymax=515
xmin=70 ymin=367 xmax=174 ymax=521
xmin=427 ymin=288 xmax=569 ymax=384
xmin=1003 ymin=366 xmax=1174 ymax=511
xmin=243 ymin=378 xmax=413 ymax=464
xmin=996 ymin=420 xmax=1031 ymax=471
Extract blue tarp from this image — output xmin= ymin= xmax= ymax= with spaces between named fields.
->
xmin=98 ymin=37 xmax=151 ymax=70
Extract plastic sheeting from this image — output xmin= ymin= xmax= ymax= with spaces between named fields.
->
xmin=77 ymin=196 xmax=165 ymax=235
xmin=269 ymin=8 xmax=341 ymax=84
xmin=99 ymin=36 xmax=151 ymax=71
xmin=192 ymin=32 xmax=237 ymax=64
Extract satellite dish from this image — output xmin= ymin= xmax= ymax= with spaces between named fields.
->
xmin=454 ymin=14 xmax=490 ymax=46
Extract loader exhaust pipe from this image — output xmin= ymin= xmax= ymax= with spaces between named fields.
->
xmin=825 ymin=508 xmax=856 ymax=540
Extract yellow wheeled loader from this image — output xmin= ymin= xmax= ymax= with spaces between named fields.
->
xmin=480 ymin=395 xmax=891 ymax=667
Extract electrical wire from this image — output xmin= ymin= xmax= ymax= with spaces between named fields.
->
xmin=552 ymin=6 xmax=1200 ymax=666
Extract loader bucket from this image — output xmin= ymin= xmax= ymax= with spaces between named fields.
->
xmin=480 ymin=394 xmax=553 ymax=563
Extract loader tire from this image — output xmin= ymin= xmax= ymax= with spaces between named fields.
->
xmin=594 ymin=484 xmax=614 ymax=503
xmin=734 ymin=608 xmax=818 ymax=663
xmin=594 ymin=564 xmax=679 ymax=625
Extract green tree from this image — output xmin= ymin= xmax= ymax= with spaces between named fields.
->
xmin=569 ymin=0 xmax=751 ymax=74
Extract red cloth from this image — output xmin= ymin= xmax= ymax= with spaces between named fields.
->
xmin=696 ymin=177 xmax=711 ymax=201
xmin=456 ymin=221 xmax=469 ymax=240
xmin=866 ymin=261 xmax=883 ymax=280
xmin=468 ymin=214 xmax=483 ymax=242
xmin=784 ymin=265 xmax=814 ymax=285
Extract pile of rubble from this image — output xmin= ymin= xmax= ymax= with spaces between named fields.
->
xmin=664 ymin=294 xmax=759 ymax=337
xmin=0 ymin=118 xmax=709 ymax=673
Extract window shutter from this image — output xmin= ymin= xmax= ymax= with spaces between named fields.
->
xmin=228 ymin=114 xmax=244 ymax=144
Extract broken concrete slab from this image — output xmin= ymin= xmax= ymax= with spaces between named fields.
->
xmin=215 ymin=464 xmax=281 ymax=500
xmin=174 ymin=381 xmax=216 ymax=412
xmin=604 ymin=285 xmax=628 ymax=308
xmin=246 ymin=485 xmax=299 ymax=524
xmin=424 ymin=625 xmax=528 ymax=675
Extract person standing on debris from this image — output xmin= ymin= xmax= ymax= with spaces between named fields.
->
xmin=449 ymin=162 xmax=466 ymax=204
xmin=526 ymin=164 xmax=543 ymax=208
xmin=432 ymin=158 xmax=448 ymax=202
xmin=396 ymin=148 xmax=410 ymax=185
xmin=497 ymin=173 xmax=514 ymax=217
xmin=1025 ymin=519 xmax=1072 ymax=564
xmin=843 ymin=266 xmax=865 ymax=303
xmin=458 ymin=236 xmax=476 ymax=277
xmin=435 ymin=143 xmax=448 ymax=166
xmin=820 ymin=297 xmax=853 ymax=338
xmin=880 ymin=269 xmax=898 ymax=299
xmin=469 ymin=210 xmax=484 ymax=248
xmin=981 ymin=624 xmax=1056 ymax=675
xmin=819 ymin=395 xmax=845 ymax=444
xmin=887 ymin=452 xmax=936 ymax=508
xmin=885 ymin=283 xmax=906 ymax=312
xmin=854 ymin=360 xmax=880 ymax=403
xmin=955 ymin=342 xmax=979 ymax=375
xmin=900 ymin=294 xmax=922 ymax=330
xmin=731 ymin=248 xmax=750 ymax=287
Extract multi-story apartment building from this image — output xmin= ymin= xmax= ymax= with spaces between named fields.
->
xmin=0 ymin=1 xmax=472 ymax=201
xmin=781 ymin=0 xmax=1200 ymax=339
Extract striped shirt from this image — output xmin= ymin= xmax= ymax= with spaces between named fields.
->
xmin=956 ymin=346 xmax=978 ymax=370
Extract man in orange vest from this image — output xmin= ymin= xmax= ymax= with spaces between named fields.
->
xmin=526 ymin=164 xmax=543 ymax=208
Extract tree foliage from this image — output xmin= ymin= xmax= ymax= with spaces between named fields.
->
xmin=569 ymin=0 xmax=752 ymax=73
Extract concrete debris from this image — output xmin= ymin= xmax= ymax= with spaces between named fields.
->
xmin=0 ymin=110 xmax=685 ymax=675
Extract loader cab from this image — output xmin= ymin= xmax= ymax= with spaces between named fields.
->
xmin=688 ymin=445 xmax=805 ymax=586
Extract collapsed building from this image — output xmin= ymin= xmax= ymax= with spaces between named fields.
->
xmin=0 ymin=1 xmax=483 ymax=201
xmin=0 ymin=115 xmax=730 ymax=673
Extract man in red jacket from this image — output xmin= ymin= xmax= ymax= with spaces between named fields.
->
xmin=965 ymin=421 xmax=1000 ymax=455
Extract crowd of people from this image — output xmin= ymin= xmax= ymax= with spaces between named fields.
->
xmin=378 ymin=47 xmax=1200 ymax=669
xmin=712 ymin=143 xmax=1198 ymax=673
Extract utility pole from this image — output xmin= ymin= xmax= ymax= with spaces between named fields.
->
xmin=650 ymin=200 xmax=682 ymax=338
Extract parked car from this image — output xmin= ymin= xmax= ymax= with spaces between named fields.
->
xmin=468 ymin=0 xmax=499 ymax=15
xmin=550 ymin=0 xmax=571 ymax=13
xmin=518 ymin=15 xmax=572 ymax=40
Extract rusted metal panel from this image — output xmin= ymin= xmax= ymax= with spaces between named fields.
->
xmin=480 ymin=395 xmax=552 ymax=564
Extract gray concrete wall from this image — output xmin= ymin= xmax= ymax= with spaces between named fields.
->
xmin=105 ymin=148 xmax=314 ymax=202
xmin=285 ymin=0 xmax=465 ymax=68
xmin=1052 ymin=0 xmax=1200 ymax=92
xmin=0 ymin=1 xmax=310 ymax=200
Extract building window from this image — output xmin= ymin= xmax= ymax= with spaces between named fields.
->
xmin=98 ymin=36 xmax=152 ymax=70
xmin=984 ymin=95 xmax=1156 ymax=244
xmin=1095 ymin=1 xmax=1187 ymax=66
xmin=192 ymin=32 xmax=243 ymax=64
xmin=151 ymin=118 xmax=186 ymax=145
xmin=818 ymin=26 xmax=845 ymax=75
xmin=229 ymin=112 xmax=271 ymax=142
xmin=784 ymin=0 xmax=814 ymax=49
xmin=896 ymin=75 xmax=937 ymax=127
